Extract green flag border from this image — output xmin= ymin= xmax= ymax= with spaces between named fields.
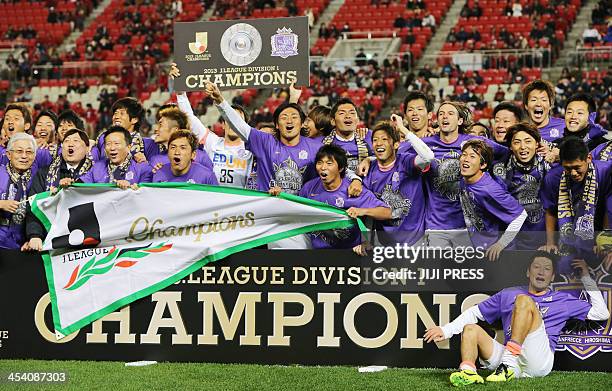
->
xmin=31 ymin=183 xmax=367 ymax=338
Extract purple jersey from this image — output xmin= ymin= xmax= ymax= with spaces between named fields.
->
xmin=363 ymin=153 xmax=426 ymax=245
xmin=460 ymin=172 xmax=525 ymax=248
xmin=538 ymin=117 xmax=565 ymax=143
xmin=247 ymin=128 xmax=320 ymax=194
xmin=1 ymin=148 xmax=52 ymax=170
xmin=0 ymin=164 xmax=35 ymax=249
xmin=592 ymin=140 xmax=612 ymax=161
xmin=149 ymin=147 xmax=213 ymax=170
xmin=329 ymin=132 xmax=374 ymax=172
xmin=80 ymin=159 xmax=153 ymax=184
xmin=95 ymin=132 xmax=158 ymax=161
xmin=478 ymin=286 xmax=592 ymax=351
xmin=152 ymin=162 xmax=218 ymax=185
xmin=299 ymin=177 xmax=387 ymax=249
xmin=421 ymin=133 xmax=508 ymax=230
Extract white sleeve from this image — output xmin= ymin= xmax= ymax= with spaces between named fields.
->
xmin=346 ymin=168 xmax=362 ymax=182
xmin=496 ymin=209 xmax=527 ymax=249
xmin=440 ymin=306 xmax=485 ymax=339
xmin=217 ymin=100 xmax=251 ymax=142
xmin=176 ymin=92 xmax=210 ymax=142
xmin=582 ymin=276 xmax=610 ymax=321
xmin=404 ymin=131 xmax=434 ymax=169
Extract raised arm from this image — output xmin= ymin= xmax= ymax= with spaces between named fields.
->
xmin=206 ymin=82 xmax=252 ymax=142
xmin=176 ymin=92 xmax=210 ymax=142
xmin=391 ymin=114 xmax=434 ymax=169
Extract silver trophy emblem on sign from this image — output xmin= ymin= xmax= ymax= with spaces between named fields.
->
xmin=220 ymin=23 xmax=262 ymax=66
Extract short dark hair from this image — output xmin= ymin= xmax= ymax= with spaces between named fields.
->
xmin=58 ymin=109 xmax=85 ymax=131
xmin=104 ymin=125 xmax=132 ymax=146
xmin=307 ymin=105 xmax=333 ymax=136
xmin=493 ymin=101 xmax=525 ymax=122
xmin=168 ymin=130 xmax=198 ymax=153
xmin=559 ymin=136 xmax=589 ymax=162
xmin=219 ymin=104 xmax=250 ymax=125
xmin=315 ymin=144 xmax=348 ymax=177
xmin=159 ymin=107 xmax=188 ymax=130
xmin=111 ymin=97 xmax=143 ymax=130
xmin=462 ymin=138 xmax=493 ymax=171
xmin=330 ymin=98 xmax=358 ymax=119
xmin=34 ymin=110 xmax=58 ymax=130
xmin=529 ymin=250 xmax=558 ymax=272
xmin=565 ymin=93 xmax=596 ymax=114
xmin=372 ymin=120 xmax=400 ymax=144
xmin=522 ymin=80 xmax=555 ymax=108
xmin=467 ymin=122 xmax=490 ymax=138
xmin=403 ymin=91 xmax=434 ymax=113
xmin=62 ymin=128 xmax=89 ymax=145
xmin=4 ymin=103 xmax=32 ymax=127
xmin=273 ymin=102 xmax=306 ymax=127
xmin=506 ymin=122 xmax=541 ymax=144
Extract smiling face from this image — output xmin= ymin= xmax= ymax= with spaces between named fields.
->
xmin=61 ymin=133 xmax=88 ymax=164
xmin=57 ymin=120 xmax=76 ymax=142
xmin=466 ymin=124 xmax=488 ymax=138
xmin=104 ymin=131 xmax=130 ymax=165
xmin=565 ymin=100 xmax=590 ymax=133
xmin=112 ymin=108 xmax=137 ymax=132
xmin=404 ymin=98 xmax=431 ymax=133
xmin=459 ymin=146 xmax=484 ymax=179
xmin=437 ymin=103 xmax=462 ymax=135
xmin=154 ymin=116 xmax=178 ymax=144
xmin=4 ymin=109 xmax=29 ymax=137
xmin=561 ymin=155 xmax=591 ymax=183
xmin=527 ymin=256 xmax=554 ymax=292
xmin=168 ymin=137 xmax=195 ymax=176
xmin=276 ymin=107 xmax=302 ymax=143
xmin=7 ymin=139 xmax=35 ymax=172
xmin=510 ymin=130 xmax=537 ymax=164
xmin=526 ymin=89 xmax=551 ymax=127
xmin=493 ymin=109 xmax=518 ymax=143
xmin=333 ymin=103 xmax=359 ymax=136
xmin=34 ymin=115 xmax=55 ymax=143
xmin=316 ymin=154 xmax=342 ymax=188
xmin=372 ymin=129 xmax=398 ymax=164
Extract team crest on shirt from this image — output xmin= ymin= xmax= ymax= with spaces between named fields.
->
xmin=550 ymin=128 xmax=560 ymax=138
xmin=125 ymin=171 xmax=134 ymax=181
xmin=298 ymin=150 xmax=308 ymax=160
xmin=380 ymin=185 xmax=411 ymax=223
xmin=187 ymin=179 xmax=195 ymax=184
xmin=335 ymin=197 xmax=345 ymax=208
xmin=432 ymin=152 xmax=461 ymax=201
xmin=552 ymin=267 xmax=612 ymax=360
xmin=271 ymin=158 xmax=307 ymax=195
xmin=516 ymin=175 xmax=544 ymax=224
xmin=392 ymin=172 xmax=400 ymax=182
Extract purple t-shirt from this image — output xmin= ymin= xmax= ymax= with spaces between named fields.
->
xmin=247 ymin=128 xmax=321 ymax=194
xmin=0 ymin=148 xmax=52 ymax=170
xmin=478 ymin=286 xmax=592 ymax=351
xmin=149 ymin=147 xmax=213 ymax=170
xmin=592 ymin=141 xmax=612 ymax=161
xmin=299 ymin=177 xmax=387 ymax=249
xmin=460 ymin=172 xmax=525 ymax=248
xmin=541 ymin=161 xmax=612 ymax=251
xmin=421 ymin=133 xmax=508 ymax=230
xmin=95 ymin=132 xmax=158 ymax=161
xmin=0 ymin=164 xmax=35 ymax=249
xmin=152 ymin=162 xmax=218 ymax=185
xmin=330 ymin=132 xmax=374 ymax=172
xmin=538 ymin=117 xmax=565 ymax=143
xmin=363 ymin=152 xmax=426 ymax=245
xmin=80 ymin=159 xmax=153 ymax=184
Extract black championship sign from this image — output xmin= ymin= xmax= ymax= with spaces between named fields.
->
xmin=0 ymin=249 xmax=609 ymax=371
xmin=173 ymin=16 xmax=309 ymax=91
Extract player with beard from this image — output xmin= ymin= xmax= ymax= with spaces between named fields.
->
xmin=458 ymin=139 xmax=527 ymax=259
xmin=1 ymin=104 xmax=52 ymax=169
xmin=491 ymin=102 xmax=525 ymax=145
xmin=363 ymin=117 xmax=434 ymax=245
xmin=421 ymin=101 xmax=508 ymax=247
xmin=323 ymin=98 xmax=374 ymax=173
xmin=424 ymin=251 xmax=609 ymax=385
xmin=0 ymin=133 xmax=37 ymax=249
xmin=80 ymin=126 xmax=152 ymax=189
xmin=32 ymin=110 xmax=57 ymax=148
xmin=22 ymin=129 xmax=93 ymax=251
xmin=152 ymin=130 xmax=218 ymax=185
xmin=150 ymin=106 xmax=213 ymax=169
xmin=541 ymin=137 xmax=612 ymax=273
xmin=522 ymin=80 xmax=565 ymax=143
xmin=492 ymin=123 xmax=552 ymax=250
xmin=300 ymin=144 xmax=391 ymax=254
xmin=94 ymin=98 xmax=157 ymax=163
xmin=403 ymin=91 xmax=435 ymax=139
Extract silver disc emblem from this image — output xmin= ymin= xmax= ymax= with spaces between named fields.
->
xmin=220 ymin=23 xmax=262 ymax=66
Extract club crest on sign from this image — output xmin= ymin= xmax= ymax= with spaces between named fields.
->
xmin=271 ymin=27 xmax=298 ymax=59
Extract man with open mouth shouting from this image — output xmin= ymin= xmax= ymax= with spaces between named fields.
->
xmin=152 ymin=130 xmax=218 ymax=185
xmin=79 ymin=126 xmax=152 ymax=189
xmin=522 ymin=80 xmax=565 ymax=143
xmin=0 ymin=104 xmax=52 ymax=169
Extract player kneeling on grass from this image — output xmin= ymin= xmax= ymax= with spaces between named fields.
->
xmin=152 ymin=131 xmax=218 ymax=185
xmin=296 ymin=144 xmax=391 ymax=255
xmin=424 ymin=251 xmax=609 ymax=386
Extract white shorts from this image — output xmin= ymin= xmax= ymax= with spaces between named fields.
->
xmin=425 ymin=230 xmax=473 ymax=250
xmin=479 ymin=322 xmax=554 ymax=378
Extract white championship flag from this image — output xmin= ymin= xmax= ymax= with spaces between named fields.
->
xmin=32 ymin=183 xmax=362 ymax=339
